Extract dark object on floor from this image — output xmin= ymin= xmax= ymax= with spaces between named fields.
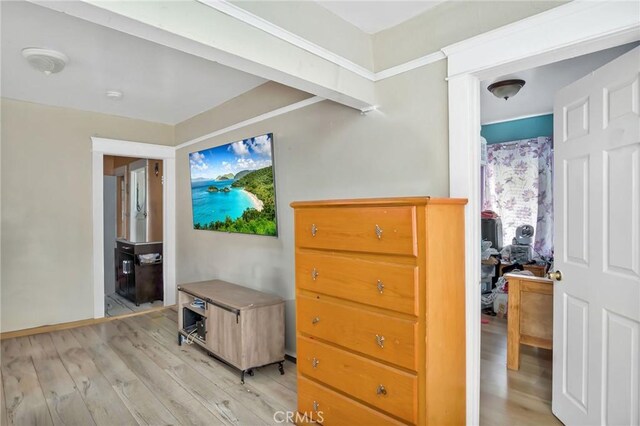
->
xmin=483 ymin=308 xmax=497 ymax=316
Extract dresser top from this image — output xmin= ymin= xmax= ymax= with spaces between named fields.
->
xmin=290 ymin=196 xmax=467 ymax=208
xmin=178 ymin=280 xmax=283 ymax=310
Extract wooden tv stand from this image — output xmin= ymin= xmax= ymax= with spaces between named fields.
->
xmin=177 ymin=279 xmax=285 ymax=383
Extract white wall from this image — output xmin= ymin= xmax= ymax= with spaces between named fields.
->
xmin=372 ymin=1 xmax=565 ymax=71
xmin=0 ymin=99 xmax=173 ymax=332
xmin=0 ymin=1 xmax=566 ymax=336
xmin=175 ymin=64 xmax=451 ymax=353
xmin=172 ymin=1 xmax=569 ymax=355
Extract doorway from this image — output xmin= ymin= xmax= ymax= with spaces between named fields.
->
xmin=91 ymin=137 xmax=177 ymax=321
xmin=103 ymin=155 xmax=165 ymax=317
xmin=477 ymin=43 xmax=636 ymax=423
xmin=446 ymin=3 xmax=639 ymax=422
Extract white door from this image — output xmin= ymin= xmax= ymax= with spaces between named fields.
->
xmin=552 ymin=46 xmax=640 ymax=425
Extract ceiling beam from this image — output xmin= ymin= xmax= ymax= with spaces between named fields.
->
xmin=30 ymin=0 xmax=376 ymax=111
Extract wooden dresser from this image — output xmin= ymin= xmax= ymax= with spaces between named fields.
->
xmin=291 ymin=197 xmax=467 ymax=425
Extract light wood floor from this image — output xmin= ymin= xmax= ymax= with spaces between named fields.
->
xmin=1 ymin=308 xmax=296 ymax=425
xmin=1 ymin=309 xmax=562 ymax=425
xmin=480 ymin=314 xmax=562 ymax=426
xmin=105 ymin=293 xmax=164 ymax=317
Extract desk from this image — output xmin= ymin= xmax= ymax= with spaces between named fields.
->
xmin=506 ymin=274 xmax=554 ymax=370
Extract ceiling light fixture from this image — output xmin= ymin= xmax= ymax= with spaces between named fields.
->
xmin=487 ymin=79 xmax=526 ymax=100
xmin=21 ymin=48 xmax=68 ymax=75
xmin=106 ymin=90 xmax=123 ymax=100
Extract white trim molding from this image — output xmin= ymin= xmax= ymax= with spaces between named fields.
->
xmin=375 ymin=50 xmax=446 ymax=81
xmin=176 ymin=96 xmax=325 ymax=150
xmin=198 ymin=0 xmax=376 ymax=81
xmin=447 ymin=1 xmax=639 ymax=424
xmin=481 ymin=111 xmax=554 ymax=126
xmin=448 ymin=74 xmax=482 ymax=425
xmin=443 ymin=0 xmax=640 ymax=79
xmin=197 ymin=0 xmax=447 ymax=82
xmin=91 ymin=138 xmax=177 ymax=320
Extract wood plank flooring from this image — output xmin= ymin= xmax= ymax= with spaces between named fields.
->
xmin=1 ymin=308 xmax=561 ymax=425
xmin=480 ymin=314 xmax=562 ymax=425
xmin=0 ymin=309 xmax=296 ymax=425
xmin=105 ymin=293 xmax=164 ymax=317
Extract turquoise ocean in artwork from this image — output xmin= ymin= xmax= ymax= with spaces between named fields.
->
xmin=190 ymin=179 xmax=255 ymax=226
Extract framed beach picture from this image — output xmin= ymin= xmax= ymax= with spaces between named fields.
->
xmin=189 ymin=133 xmax=277 ymax=236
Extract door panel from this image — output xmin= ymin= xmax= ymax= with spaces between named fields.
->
xmin=563 ymin=156 xmax=590 ymax=265
xmin=602 ymin=311 xmax=639 ymax=425
xmin=553 ymin=46 xmax=640 ymax=425
xmin=603 ymin=74 xmax=639 ymax=128
xmin=563 ymin=97 xmax=590 ymax=141
xmin=603 ymin=144 xmax=640 ymax=278
xmin=563 ymin=294 xmax=589 ymax=411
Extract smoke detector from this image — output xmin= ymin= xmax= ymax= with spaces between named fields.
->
xmin=21 ymin=48 xmax=68 ymax=75
xmin=106 ymin=90 xmax=123 ymax=100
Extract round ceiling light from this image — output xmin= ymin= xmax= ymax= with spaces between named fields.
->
xmin=487 ymin=79 xmax=526 ymax=101
xmin=21 ymin=48 xmax=68 ymax=75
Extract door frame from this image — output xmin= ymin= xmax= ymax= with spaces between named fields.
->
xmin=91 ymin=137 xmax=177 ymax=318
xmin=445 ymin=1 xmax=640 ymax=424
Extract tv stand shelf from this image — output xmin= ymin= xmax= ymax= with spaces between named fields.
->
xmin=177 ymin=280 xmax=285 ymax=383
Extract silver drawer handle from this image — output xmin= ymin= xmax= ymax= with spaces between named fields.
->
xmin=377 ymin=385 xmax=387 ymax=396
xmin=313 ymin=401 xmax=319 ymax=411
xmin=377 ymin=280 xmax=384 ymax=294
xmin=375 ymin=224 xmax=383 ymax=239
xmin=312 ymin=316 xmax=320 ymax=325
xmin=311 ymin=224 xmax=318 ymax=237
xmin=375 ymin=334 xmax=385 ymax=348
xmin=311 ymin=268 xmax=319 ymax=281
xmin=312 ymin=357 xmax=319 ymax=368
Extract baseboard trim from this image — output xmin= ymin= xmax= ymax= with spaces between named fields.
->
xmin=284 ymin=354 xmax=297 ymax=364
xmin=0 ymin=305 xmax=176 ymax=340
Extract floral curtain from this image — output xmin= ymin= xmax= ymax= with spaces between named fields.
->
xmin=482 ymin=137 xmax=554 ymax=258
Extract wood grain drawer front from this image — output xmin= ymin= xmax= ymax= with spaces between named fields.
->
xmin=295 ymin=207 xmax=417 ymax=256
xmin=298 ymin=376 xmax=406 ymax=426
xmin=298 ymin=336 xmax=417 ymax=423
xmin=297 ymin=253 xmax=418 ymax=315
xmin=297 ymin=295 xmax=417 ymax=370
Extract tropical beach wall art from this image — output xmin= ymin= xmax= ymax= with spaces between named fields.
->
xmin=189 ymin=133 xmax=277 ymax=236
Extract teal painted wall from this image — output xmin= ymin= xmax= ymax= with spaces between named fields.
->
xmin=481 ymin=114 xmax=553 ymax=144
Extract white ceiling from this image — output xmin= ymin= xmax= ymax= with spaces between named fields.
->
xmin=0 ymin=1 xmax=266 ymax=125
xmin=317 ymin=1 xmax=447 ymax=34
xmin=481 ymin=42 xmax=639 ymax=124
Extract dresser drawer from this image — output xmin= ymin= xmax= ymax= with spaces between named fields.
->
xmin=298 ymin=376 xmax=406 ymax=425
xmin=296 ymin=252 xmax=418 ymax=315
xmin=298 ymin=336 xmax=417 ymax=423
xmin=294 ymin=207 xmax=417 ymax=256
xmin=297 ymin=295 xmax=417 ymax=370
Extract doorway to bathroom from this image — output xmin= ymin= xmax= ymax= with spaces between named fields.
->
xmin=103 ymin=155 xmax=165 ymax=317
